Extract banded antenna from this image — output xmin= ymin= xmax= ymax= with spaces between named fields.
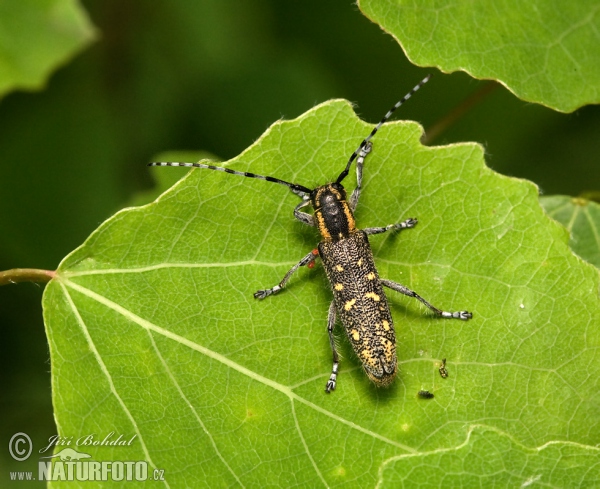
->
xmin=148 ymin=161 xmax=312 ymax=196
xmin=335 ymin=74 xmax=431 ymax=184
xmin=150 ymin=74 xmax=431 ymax=195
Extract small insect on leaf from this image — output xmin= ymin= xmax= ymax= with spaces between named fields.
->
xmin=439 ymin=358 xmax=448 ymax=378
xmin=418 ymin=390 xmax=435 ymax=399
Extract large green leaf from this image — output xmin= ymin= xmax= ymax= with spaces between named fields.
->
xmin=358 ymin=0 xmax=600 ymax=112
xmin=540 ymin=195 xmax=600 ymax=268
xmin=43 ymin=100 xmax=599 ymax=487
xmin=0 ymin=0 xmax=95 ymax=97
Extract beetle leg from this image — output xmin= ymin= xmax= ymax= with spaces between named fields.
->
xmin=294 ymin=199 xmax=315 ymax=227
xmin=380 ymin=279 xmax=472 ymax=320
xmin=325 ymin=301 xmax=339 ymax=393
xmin=253 ymin=250 xmax=318 ymax=299
xmin=364 ymin=218 xmax=418 ymax=236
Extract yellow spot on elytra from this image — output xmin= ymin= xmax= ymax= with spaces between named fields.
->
xmin=334 ymin=283 xmax=344 ymax=291
xmin=367 ymin=272 xmax=375 ymax=280
xmin=344 ymin=298 xmax=356 ymax=311
xmin=361 ymin=350 xmax=376 ymax=366
xmin=335 ymin=265 xmax=344 ymax=272
xmin=365 ymin=292 xmax=380 ymax=301
xmin=357 ymin=258 xmax=363 ymax=266
xmin=383 ymin=320 xmax=390 ymax=331
xmin=351 ymin=329 xmax=360 ymax=341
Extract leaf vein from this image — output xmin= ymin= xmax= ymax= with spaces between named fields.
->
xmin=58 ymin=282 xmax=170 ymax=489
xmin=62 ymin=277 xmax=416 ymax=453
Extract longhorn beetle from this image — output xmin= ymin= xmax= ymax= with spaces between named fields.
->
xmin=150 ymin=75 xmax=472 ymax=392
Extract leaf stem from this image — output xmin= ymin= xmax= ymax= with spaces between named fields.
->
xmin=422 ymin=81 xmax=499 ymax=145
xmin=0 ymin=268 xmax=55 ymax=286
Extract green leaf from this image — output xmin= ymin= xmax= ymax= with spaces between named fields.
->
xmin=43 ymin=100 xmax=600 ymax=486
xmin=358 ymin=0 xmax=600 ymax=112
xmin=0 ymin=0 xmax=96 ymax=97
xmin=540 ymin=195 xmax=600 ymax=268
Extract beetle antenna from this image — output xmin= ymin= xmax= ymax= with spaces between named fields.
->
xmin=336 ymin=74 xmax=432 ymax=184
xmin=148 ymin=161 xmax=312 ymax=195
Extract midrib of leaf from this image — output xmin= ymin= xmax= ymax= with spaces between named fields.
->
xmin=60 ymin=276 xmax=417 ymax=454
xmin=62 ymin=260 xmax=299 ymax=277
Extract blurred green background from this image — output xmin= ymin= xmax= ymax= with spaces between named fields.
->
xmin=1 ymin=0 xmax=599 ymax=483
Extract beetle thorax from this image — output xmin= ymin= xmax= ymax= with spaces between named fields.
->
xmin=311 ymin=183 xmax=356 ymax=242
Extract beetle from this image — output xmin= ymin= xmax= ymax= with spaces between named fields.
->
xmin=150 ymin=75 xmax=472 ymax=392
